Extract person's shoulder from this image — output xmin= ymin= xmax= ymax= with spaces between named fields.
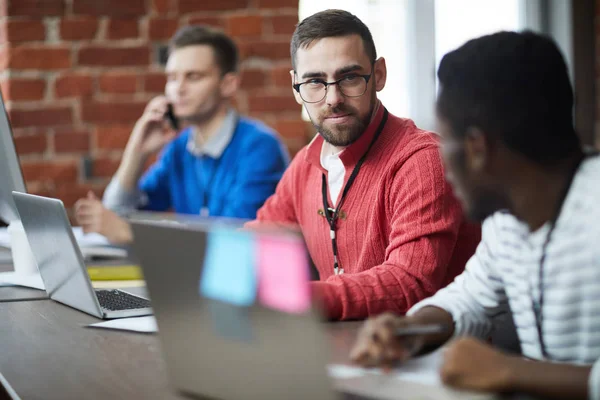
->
xmin=236 ymin=116 xmax=283 ymax=144
xmin=384 ymin=113 xmax=440 ymax=156
xmin=480 ymin=210 xmax=526 ymax=243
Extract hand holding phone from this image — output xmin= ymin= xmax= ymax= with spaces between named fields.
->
xmin=164 ymin=103 xmax=179 ymax=131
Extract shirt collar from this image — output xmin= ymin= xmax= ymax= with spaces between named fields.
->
xmin=186 ymin=108 xmax=238 ymax=158
xmin=305 ymin=100 xmax=385 ymax=172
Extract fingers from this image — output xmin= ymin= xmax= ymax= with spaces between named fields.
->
xmin=145 ymin=96 xmax=168 ymax=116
xmin=350 ymin=313 xmax=412 ymax=368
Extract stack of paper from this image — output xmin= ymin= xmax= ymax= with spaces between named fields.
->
xmin=0 ymin=227 xmax=128 ymax=260
xmin=88 ymin=316 xmax=157 ymax=333
xmin=0 ymin=271 xmax=45 ymax=290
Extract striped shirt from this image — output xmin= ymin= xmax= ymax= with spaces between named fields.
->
xmin=409 ymin=155 xmax=600 ymax=399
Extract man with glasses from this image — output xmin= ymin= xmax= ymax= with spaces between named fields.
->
xmin=247 ymin=10 xmax=480 ymax=321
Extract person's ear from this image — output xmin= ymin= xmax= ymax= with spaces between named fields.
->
xmin=220 ymin=73 xmax=240 ymax=98
xmin=464 ymin=127 xmax=489 ymax=173
xmin=290 ymin=70 xmax=303 ymax=105
xmin=373 ymin=57 xmax=387 ymax=92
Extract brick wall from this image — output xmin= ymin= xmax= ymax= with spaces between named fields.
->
xmin=0 ymin=0 xmax=306 ymax=209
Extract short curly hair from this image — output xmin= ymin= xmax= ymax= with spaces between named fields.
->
xmin=437 ymin=30 xmax=581 ymax=165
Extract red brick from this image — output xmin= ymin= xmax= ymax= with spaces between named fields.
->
xmin=82 ymin=101 xmax=145 ymax=124
xmin=78 ymin=45 xmax=150 ymax=67
xmin=21 ymin=160 xmax=78 ymax=183
xmin=54 ymin=130 xmax=90 ymax=153
xmin=152 ymin=0 xmax=175 ymax=14
xmin=60 ymin=17 xmax=98 ymax=40
xmin=14 ymin=132 xmax=47 ymax=155
xmin=54 ymin=74 xmax=94 ymax=98
xmin=99 ymin=73 xmax=138 ymax=94
xmin=143 ymin=73 xmax=166 ymax=93
xmin=148 ymin=18 xmax=179 ymax=41
xmin=73 ymin=0 xmax=146 ymax=16
xmin=179 ymin=0 xmax=248 ymax=13
xmin=8 ymin=0 xmax=65 ymax=17
xmin=107 ymin=19 xmax=139 ymax=40
xmin=225 ymin=15 xmax=263 ymax=37
xmin=240 ymin=69 xmax=267 ymax=90
xmin=4 ymin=20 xmax=46 ymax=43
xmin=270 ymin=15 xmax=298 ymax=35
xmin=9 ymin=107 xmax=73 ymax=128
xmin=274 ymin=119 xmax=308 ymax=140
xmin=239 ymin=40 xmax=290 ymax=61
xmin=95 ymin=125 xmax=134 ymax=150
xmin=271 ymin=65 xmax=293 ymax=87
xmin=92 ymin=157 xmax=120 ymax=178
xmin=9 ymin=46 xmax=71 ymax=70
xmin=187 ymin=16 xmax=224 ymax=28
xmin=256 ymin=0 xmax=297 ymax=8
xmin=248 ymin=94 xmax=299 ymax=113
xmin=0 ymin=78 xmax=46 ymax=101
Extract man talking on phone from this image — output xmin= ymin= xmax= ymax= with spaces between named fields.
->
xmin=74 ymin=25 xmax=289 ymax=244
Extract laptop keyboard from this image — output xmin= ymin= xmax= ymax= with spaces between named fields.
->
xmin=95 ymin=290 xmax=151 ymax=311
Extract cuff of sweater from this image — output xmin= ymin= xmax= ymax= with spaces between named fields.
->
xmin=589 ymin=358 xmax=600 ymax=400
xmin=311 ymin=281 xmax=342 ymax=320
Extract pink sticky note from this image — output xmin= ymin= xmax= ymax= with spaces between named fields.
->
xmin=257 ymin=236 xmax=311 ymax=314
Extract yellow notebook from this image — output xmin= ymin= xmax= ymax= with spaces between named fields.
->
xmin=87 ymin=265 xmax=144 ymax=281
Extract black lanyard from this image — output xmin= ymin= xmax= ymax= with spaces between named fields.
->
xmin=198 ymin=156 xmax=222 ymax=217
xmin=321 ymin=108 xmax=389 ymax=275
xmin=534 ymin=153 xmax=587 ymax=358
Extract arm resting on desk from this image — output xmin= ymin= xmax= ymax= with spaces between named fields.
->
xmin=441 ymin=337 xmax=593 ymax=400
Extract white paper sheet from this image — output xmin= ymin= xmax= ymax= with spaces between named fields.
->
xmin=328 ymin=349 xmax=443 ymax=387
xmin=0 ymin=272 xmax=45 ymax=290
xmin=88 ymin=316 xmax=157 ymax=333
xmin=0 ymin=227 xmax=128 ymax=259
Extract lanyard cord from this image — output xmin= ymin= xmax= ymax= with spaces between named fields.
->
xmin=321 ymin=108 xmax=389 ymax=275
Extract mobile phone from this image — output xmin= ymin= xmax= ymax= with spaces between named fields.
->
xmin=165 ymin=103 xmax=179 ymax=131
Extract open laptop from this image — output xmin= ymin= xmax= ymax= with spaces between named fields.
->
xmin=12 ymin=192 xmax=152 ymax=319
xmin=131 ymin=220 xmax=337 ymax=400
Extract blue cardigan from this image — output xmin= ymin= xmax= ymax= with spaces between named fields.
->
xmin=138 ymin=117 xmax=289 ymax=219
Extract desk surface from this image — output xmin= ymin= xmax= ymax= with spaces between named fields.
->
xmin=0 ymin=263 xmax=524 ymax=400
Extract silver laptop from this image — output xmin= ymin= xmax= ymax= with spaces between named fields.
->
xmin=0 ymin=90 xmax=26 ymax=224
xmin=131 ymin=220 xmax=336 ymax=400
xmin=12 ymin=192 xmax=152 ymax=319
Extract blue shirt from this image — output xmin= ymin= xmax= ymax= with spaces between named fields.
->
xmin=135 ymin=116 xmax=289 ymax=219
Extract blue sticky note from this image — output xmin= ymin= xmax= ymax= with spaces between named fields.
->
xmin=200 ymin=229 xmax=257 ymax=306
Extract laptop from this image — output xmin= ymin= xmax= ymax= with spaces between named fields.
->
xmin=12 ymin=192 xmax=152 ymax=319
xmin=131 ymin=220 xmax=337 ymax=400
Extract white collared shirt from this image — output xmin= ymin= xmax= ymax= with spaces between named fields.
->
xmin=320 ymin=141 xmax=345 ymax=205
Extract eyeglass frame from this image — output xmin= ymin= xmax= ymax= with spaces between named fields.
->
xmin=292 ymin=68 xmax=373 ymax=104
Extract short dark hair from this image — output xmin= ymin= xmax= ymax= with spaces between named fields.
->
xmin=437 ymin=30 xmax=581 ymax=165
xmin=291 ymin=9 xmax=377 ymax=70
xmin=169 ymin=25 xmax=239 ymax=75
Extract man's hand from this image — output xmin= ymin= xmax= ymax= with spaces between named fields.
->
xmin=128 ymin=96 xmax=177 ymax=157
xmin=350 ymin=313 xmax=426 ymax=368
xmin=74 ymin=191 xmax=133 ymax=245
xmin=440 ymin=337 xmax=515 ymax=393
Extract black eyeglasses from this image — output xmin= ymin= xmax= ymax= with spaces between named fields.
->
xmin=292 ymin=71 xmax=372 ymax=103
